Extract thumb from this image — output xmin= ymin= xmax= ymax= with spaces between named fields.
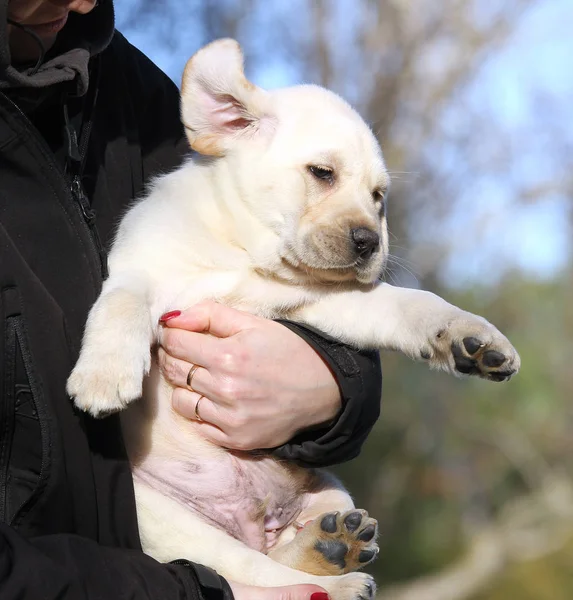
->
xmin=162 ymin=300 xmax=256 ymax=338
xmin=228 ymin=582 xmax=329 ymax=600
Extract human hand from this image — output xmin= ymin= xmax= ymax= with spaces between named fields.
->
xmin=157 ymin=301 xmax=341 ymax=450
xmin=229 ymin=580 xmax=329 ymax=600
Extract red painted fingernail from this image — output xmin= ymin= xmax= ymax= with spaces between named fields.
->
xmin=311 ymin=593 xmax=330 ymax=600
xmin=159 ymin=310 xmax=181 ymax=323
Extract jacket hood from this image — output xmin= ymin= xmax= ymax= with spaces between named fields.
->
xmin=0 ymin=0 xmax=114 ymax=95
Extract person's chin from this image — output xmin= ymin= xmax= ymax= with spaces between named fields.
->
xmin=10 ymin=32 xmax=58 ymax=64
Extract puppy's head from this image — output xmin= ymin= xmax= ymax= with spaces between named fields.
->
xmin=182 ymin=39 xmax=389 ymax=284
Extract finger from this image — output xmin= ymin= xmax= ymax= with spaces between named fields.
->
xmin=194 ymin=423 xmax=256 ymax=452
xmin=172 ymin=392 xmax=269 ymax=452
xmin=193 ymin=423 xmax=234 ymax=448
xmin=157 ymin=347 xmax=213 ymax=394
xmin=159 ymin=326 xmax=222 ymax=369
xmin=161 ymin=300 xmax=258 ymax=338
xmin=157 ymin=339 xmax=238 ymax=406
xmin=171 ymin=390 xmax=251 ymax=450
xmin=172 ymin=387 xmax=227 ymax=428
xmin=179 ymin=417 xmax=234 ymax=448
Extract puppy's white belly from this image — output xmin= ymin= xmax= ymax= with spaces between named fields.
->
xmin=133 ymin=480 xmax=254 ymax=565
xmin=133 ymin=453 xmax=308 ymax=553
xmin=124 ymin=366 xmax=311 ymax=554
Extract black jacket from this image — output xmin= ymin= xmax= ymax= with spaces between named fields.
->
xmin=0 ymin=2 xmax=382 ymax=599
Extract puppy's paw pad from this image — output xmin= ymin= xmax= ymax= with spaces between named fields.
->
xmin=343 ymin=512 xmax=363 ymax=532
xmin=310 ymin=510 xmax=379 ymax=574
xmin=427 ymin=314 xmax=520 ymax=382
xmin=320 ymin=513 xmax=339 ymax=533
xmin=315 ymin=539 xmax=349 ymax=570
xmin=462 ymin=336 xmax=484 ymax=355
xmin=357 ymin=524 xmax=376 ymax=543
xmin=451 ymin=330 xmax=520 ymax=382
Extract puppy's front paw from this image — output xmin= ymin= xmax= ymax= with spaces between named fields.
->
xmin=67 ymin=342 xmax=150 ymax=417
xmin=423 ymin=313 xmax=520 ymax=381
xmin=292 ymin=510 xmax=379 ymax=577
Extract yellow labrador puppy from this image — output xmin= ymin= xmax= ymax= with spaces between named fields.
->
xmin=68 ymin=39 xmax=520 ymax=600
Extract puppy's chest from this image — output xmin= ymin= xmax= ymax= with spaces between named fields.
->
xmin=155 ymin=269 xmax=317 ymax=320
xmin=133 ymin=454 xmax=309 ymax=553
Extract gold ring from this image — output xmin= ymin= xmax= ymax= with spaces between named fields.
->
xmin=195 ymin=396 xmax=204 ymax=422
xmin=186 ymin=364 xmax=199 ymax=392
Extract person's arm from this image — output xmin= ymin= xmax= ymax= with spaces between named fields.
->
xmin=158 ymin=302 xmax=382 ymax=468
xmin=0 ymin=523 xmax=232 ymax=600
xmin=273 ymin=321 xmax=382 ymax=467
xmin=0 ymin=524 xmax=333 ymax=600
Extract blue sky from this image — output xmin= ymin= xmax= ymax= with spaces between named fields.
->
xmin=116 ymin=1 xmax=572 ymax=288
xmin=440 ymin=0 xmax=572 ymax=286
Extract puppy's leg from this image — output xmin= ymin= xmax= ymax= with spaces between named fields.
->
xmin=295 ymin=283 xmax=520 ymax=381
xmin=67 ymin=274 xmax=154 ymax=416
xmin=269 ymin=476 xmax=378 ymax=576
xmin=135 ymin=482 xmax=375 ymax=600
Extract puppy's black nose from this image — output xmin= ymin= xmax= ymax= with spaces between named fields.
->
xmin=351 ymin=227 xmax=379 ymax=258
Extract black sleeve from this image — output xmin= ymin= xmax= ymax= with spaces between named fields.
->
xmin=0 ymin=524 xmax=233 ymax=600
xmin=273 ymin=321 xmax=382 ymax=468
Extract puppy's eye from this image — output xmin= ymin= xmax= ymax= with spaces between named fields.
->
xmin=373 ymin=189 xmax=387 ymax=215
xmin=308 ymin=165 xmax=335 ymax=184
xmin=372 ymin=189 xmax=386 ymax=202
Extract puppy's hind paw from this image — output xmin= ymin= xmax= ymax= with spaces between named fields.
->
xmin=288 ymin=510 xmax=379 ymax=577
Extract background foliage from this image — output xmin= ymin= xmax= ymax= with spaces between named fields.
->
xmin=118 ymin=1 xmax=572 ymax=597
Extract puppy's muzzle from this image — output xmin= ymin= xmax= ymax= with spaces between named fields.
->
xmin=351 ymin=227 xmax=380 ymax=259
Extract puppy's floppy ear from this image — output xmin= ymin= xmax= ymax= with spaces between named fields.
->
xmin=181 ymin=39 xmax=274 ymax=156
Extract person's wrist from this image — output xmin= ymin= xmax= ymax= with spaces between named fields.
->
xmin=294 ymin=384 xmax=342 ymax=435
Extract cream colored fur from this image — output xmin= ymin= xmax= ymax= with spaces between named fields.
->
xmin=67 ymin=39 xmax=520 ymax=600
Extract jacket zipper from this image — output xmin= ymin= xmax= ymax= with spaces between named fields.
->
xmin=70 ymin=174 xmax=108 ymax=279
xmin=62 ymin=58 xmax=108 ymax=280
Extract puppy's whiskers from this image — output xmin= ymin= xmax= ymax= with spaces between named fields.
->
xmin=386 ymin=170 xmax=418 ymax=182
xmin=386 ymin=255 xmax=420 ymax=283
xmin=387 ymin=244 xmax=418 ymax=268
